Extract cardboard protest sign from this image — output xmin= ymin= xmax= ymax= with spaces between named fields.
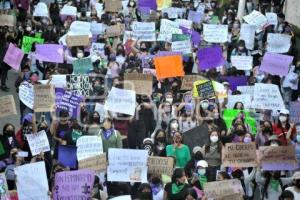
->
xmin=15 ymin=162 xmax=49 ymax=200
xmin=105 ymin=24 xmax=125 ymax=37
xmin=154 ymin=55 xmax=184 ymax=79
xmin=105 ymin=0 xmax=122 ymax=12
xmin=231 ymin=56 xmax=253 ymax=71
xmin=197 ymin=46 xmax=226 ymax=70
xmin=0 ymin=173 xmax=9 ymax=199
xmin=76 ymin=136 xmax=103 ymax=161
xmin=203 ymin=24 xmax=228 ymax=43
xmin=157 ymin=19 xmax=182 ymax=41
xmin=108 ymin=148 xmax=148 ymax=182
xmin=33 ymin=2 xmax=49 ymax=17
xmin=243 ymin=10 xmax=268 ymax=32
xmin=222 ymin=142 xmax=257 ymax=168
xmin=66 ymin=35 xmax=90 ymax=47
xmin=204 ymin=179 xmax=244 ymax=199
xmin=19 ymin=82 xmax=34 ymax=109
xmin=180 ymin=75 xmax=206 ymax=90
xmin=34 ymin=84 xmax=55 ymax=112
xmin=35 ymin=44 xmax=64 ymax=63
xmin=171 ymin=34 xmax=192 ymax=55
xmin=289 ymin=102 xmax=300 ymax=124
xmin=54 ymin=169 xmax=95 ymax=200
xmin=266 ymin=33 xmax=291 ymax=53
xmin=148 ymin=156 xmax=174 ymax=176
xmin=0 ymin=14 xmax=16 ymax=26
xmin=0 ymin=95 xmax=17 ymax=118
xmin=78 ymin=154 xmax=107 ymax=172
xmin=72 ymin=58 xmax=93 ymax=74
xmin=132 ymin=22 xmax=156 ymax=41
xmin=252 ymin=83 xmax=285 ymax=110
xmin=22 ymin=36 xmax=44 ymax=53
xmin=26 ymin=130 xmax=50 ymax=156
xmin=284 ymin=0 xmax=300 ymax=28
xmin=104 ymin=87 xmax=136 ymax=116
xmin=259 ymin=146 xmax=298 ymax=171
xmin=193 ymin=80 xmax=215 ymax=99
xmin=3 ymin=43 xmax=24 ymax=71
xmin=227 ymin=94 xmax=252 ymax=109
xmin=266 ymin=12 xmax=278 ymax=26
xmin=183 ymin=124 xmax=209 ymax=152
xmin=240 ymin=24 xmax=255 ymax=50
xmin=58 ymin=145 xmax=77 ymax=168
xmin=124 ymin=73 xmax=153 ymax=96
xmin=66 ymin=75 xmax=93 ymax=97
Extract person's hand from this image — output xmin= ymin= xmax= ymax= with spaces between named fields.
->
xmin=290 ymin=122 xmax=296 ymax=129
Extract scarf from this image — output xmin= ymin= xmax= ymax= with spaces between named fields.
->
xmin=151 ymin=184 xmax=162 ymax=195
xmin=199 ymin=175 xmax=208 ymax=189
xmin=103 ymin=128 xmax=114 ymax=140
xmin=171 ymin=183 xmax=185 ymax=194
xmin=270 ymin=179 xmax=280 ymax=192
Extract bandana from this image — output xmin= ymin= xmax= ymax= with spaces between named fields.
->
xmin=270 ymin=179 xmax=280 ymax=192
xmin=103 ymin=128 xmax=114 ymax=140
xmin=171 ymin=183 xmax=185 ymax=194
xmin=199 ymin=175 xmax=208 ymax=189
xmin=151 ymin=184 xmax=162 ymax=195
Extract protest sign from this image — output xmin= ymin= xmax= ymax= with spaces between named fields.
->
xmin=222 ymin=142 xmax=257 ymax=168
xmin=69 ymin=21 xmax=91 ymax=36
xmin=240 ymin=24 xmax=255 ymax=50
xmin=76 ymin=136 xmax=103 ymax=161
xmin=243 ymin=10 xmax=268 ymax=32
xmin=124 ymin=73 xmax=153 ymax=95
xmin=72 ymin=58 xmax=93 ymax=74
xmin=188 ymin=10 xmax=203 ymax=24
xmin=148 ymin=156 xmax=174 ymax=176
xmin=141 ymin=55 xmax=155 ymax=68
xmin=48 ymin=75 xmax=66 ymax=88
xmin=180 ymin=26 xmax=201 ymax=47
xmin=54 ymin=169 xmax=95 ymax=200
xmin=0 ymin=14 xmax=16 ymax=26
xmin=260 ymin=52 xmax=293 ymax=76
xmin=204 ymin=179 xmax=244 ymax=199
xmin=78 ymin=154 xmax=107 ymax=172
xmin=90 ymin=22 xmax=106 ymax=35
xmin=105 ymin=24 xmax=125 ymax=37
xmin=162 ymin=7 xmax=185 ymax=19
xmin=183 ymin=124 xmax=209 ymax=153
xmin=193 ymin=80 xmax=227 ymax=99
xmin=104 ymin=87 xmax=136 ymax=116
xmin=66 ymin=75 xmax=93 ymax=97
xmin=26 ymin=130 xmax=50 ymax=156
xmin=22 ymin=36 xmax=44 ymax=53
xmin=154 ymin=55 xmax=184 ymax=79
xmin=60 ymin=5 xmax=77 ymax=21
xmin=289 ymin=102 xmax=300 ymax=124
xmin=15 ymin=162 xmax=49 ymax=200
xmin=0 ymin=173 xmax=9 ymax=199
xmin=66 ymin=35 xmax=90 ymax=47
xmin=56 ymin=89 xmax=83 ymax=119
xmin=58 ymin=145 xmax=77 ymax=168
xmin=143 ymin=68 xmax=156 ymax=77
xmin=91 ymin=43 xmax=105 ymax=56
xmin=35 ymin=44 xmax=64 ymax=63
xmin=175 ymin=19 xmax=192 ymax=29
xmin=180 ymin=75 xmax=206 ymax=90
xmin=193 ymin=80 xmax=215 ymax=99
xmin=19 ymin=82 xmax=34 ymax=109
xmin=33 ymin=2 xmax=48 ymax=17
xmin=266 ymin=33 xmax=291 ymax=53
xmin=197 ymin=46 xmax=226 ymax=70
xmin=227 ymin=94 xmax=252 ymax=109
xmin=237 ymin=86 xmax=254 ymax=97
xmin=223 ymin=109 xmax=257 ymax=134
xmin=34 ymin=84 xmax=55 ymax=112
xmin=132 ymin=22 xmax=156 ymax=41
xmin=108 ymin=148 xmax=148 ymax=182
xmin=171 ymin=34 xmax=192 ymax=55
xmin=156 ymin=0 xmax=172 ymax=10
xmin=221 ymin=76 xmax=248 ymax=92
xmin=157 ymin=19 xmax=182 ymax=41
xmin=138 ymin=0 xmax=157 ymax=10
xmin=231 ymin=56 xmax=253 ymax=71
xmin=203 ymin=24 xmax=228 ymax=43
xmin=3 ymin=43 xmax=24 ymax=70
xmin=105 ymin=0 xmax=122 ymax=12
xmin=284 ymin=0 xmax=300 ymax=28
xmin=0 ymin=95 xmax=17 ymax=118
xmin=266 ymin=12 xmax=278 ymax=26
xmin=259 ymin=146 xmax=298 ymax=171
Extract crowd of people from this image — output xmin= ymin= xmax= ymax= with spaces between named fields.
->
xmin=0 ymin=0 xmax=300 ymax=199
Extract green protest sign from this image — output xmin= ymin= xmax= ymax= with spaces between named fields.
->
xmin=223 ymin=109 xmax=257 ymax=134
xmin=21 ymin=36 xmax=44 ymax=53
xmin=72 ymin=57 xmax=93 ymax=74
xmin=35 ymin=32 xmax=42 ymax=38
xmin=172 ymin=34 xmax=190 ymax=42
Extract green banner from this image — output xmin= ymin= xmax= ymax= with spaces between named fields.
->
xmin=21 ymin=36 xmax=44 ymax=53
xmin=172 ymin=34 xmax=190 ymax=42
xmin=73 ymin=57 xmax=93 ymax=74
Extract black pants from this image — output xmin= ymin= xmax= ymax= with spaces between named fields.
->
xmin=0 ymin=67 xmax=8 ymax=86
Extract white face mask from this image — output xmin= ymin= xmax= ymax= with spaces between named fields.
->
xmin=198 ymin=169 xmax=206 ymax=176
xmin=26 ymin=26 xmax=32 ymax=32
xmin=279 ymin=116 xmax=287 ymax=123
xmin=270 ymin=142 xmax=279 ymax=147
xmin=157 ymin=144 xmax=165 ymax=150
xmin=166 ymin=98 xmax=173 ymax=104
xmin=77 ymin=52 xmax=84 ymax=58
xmin=210 ymin=135 xmax=218 ymax=143
xmin=171 ymin=122 xmax=179 ymax=130
xmin=214 ymin=113 xmax=219 ymax=119
xmin=201 ymin=102 xmax=209 ymax=110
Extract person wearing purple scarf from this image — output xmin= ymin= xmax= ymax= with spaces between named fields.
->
xmin=99 ymin=118 xmax=122 ymax=153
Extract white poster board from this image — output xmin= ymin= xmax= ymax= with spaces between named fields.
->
xmin=227 ymin=94 xmax=252 ymax=109
xmin=132 ymin=22 xmax=156 ymax=41
xmin=266 ymin=33 xmax=291 ymax=53
xmin=240 ymin=23 xmax=255 ymax=50
xmin=76 ymin=136 xmax=103 ymax=161
xmin=243 ymin=10 xmax=268 ymax=32
xmin=19 ymin=82 xmax=34 ymax=109
xmin=26 ymin=130 xmax=50 ymax=156
xmin=203 ymin=24 xmax=228 ymax=43
xmin=157 ymin=19 xmax=182 ymax=42
xmin=231 ymin=56 xmax=253 ymax=70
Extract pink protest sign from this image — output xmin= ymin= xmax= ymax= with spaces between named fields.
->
xmin=260 ymin=52 xmax=293 ymax=76
xmin=3 ymin=43 xmax=24 ymax=71
xmin=36 ymin=44 xmax=64 ymax=63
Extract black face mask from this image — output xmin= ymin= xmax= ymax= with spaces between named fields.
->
xmin=4 ymin=130 xmax=14 ymax=137
xmin=235 ymin=130 xmax=245 ymax=136
xmin=93 ymin=117 xmax=100 ymax=123
xmin=262 ymin=127 xmax=272 ymax=134
xmin=156 ymin=137 xmax=165 ymax=143
xmin=140 ymin=192 xmax=152 ymax=200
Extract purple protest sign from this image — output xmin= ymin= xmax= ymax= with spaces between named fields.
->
xmin=180 ymin=26 xmax=201 ymax=47
xmin=56 ymin=89 xmax=83 ymax=119
xmin=188 ymin=10 xmax=202 ymax=24
xmin=197 ymin=46 xmax=225 ymax=70
xmin=58 ymin=145 xmax=77 ymax=169
xmin=54 ymin=169 xmax=95 ymax=200
xmin=260 ymin=52 xmax=293 ymax=76
xmin=36 ymin=44 xmax=64 ymax=63
xmin=221 ymin=76 xmax=248 ymax=92
xmin=289 ymin=102 xmax=300 ymax=123
xmin=3 ymin=43 xmax=24 ymax=71
xmin=138 ymin=0 xmax=157 ymax=10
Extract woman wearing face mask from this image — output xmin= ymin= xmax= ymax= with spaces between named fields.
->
xmin=0 ymin=124 xmax=18 ymax=164
xmin=163 ymin=168 xmax=190 ymax=200
xmin=150 ymin=175 xmax=164 ymax=200
xmin=285 ymin=172 xmax=300 ymax=199
xmin=166 ymin=131 xmax=191 ymax=168
xmin=153 ymin=129 xmax=167 ymax=157
xmin=185 ymin=147 xmax=204 ymax=180
xmin=255 ymin=121 xmax=274 ymax=148
xmin=167 ymin=119 xmax=180 ymax=144
xmin=87 ymin=111 xmax=101 ymax=135
xmin=137 ymin=183 xmax=153 ymax=200
xmin=202 ymin=129 xmax=222 ymax=181
xmin=115 ymin=44 xmax=126 ymax=66
xmin=273 ymin=109 xmax=296 ymax=146
xmin=189 ymin=160 xmax=209 ymax=199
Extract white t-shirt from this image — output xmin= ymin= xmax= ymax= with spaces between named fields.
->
xmin=285 ymin=186 xmax=300 ymax=199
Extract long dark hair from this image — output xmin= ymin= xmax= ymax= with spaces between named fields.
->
xmin=277 ymin=115 xmax=291 ymax=130
xmin=205 ymin=129 xmax=222 ymax=154
xmin=172 ymin=168 xmax=185 ymax=183
xmin=263 ymin=171 xmax=283 ymax=199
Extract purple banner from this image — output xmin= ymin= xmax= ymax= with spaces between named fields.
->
xmin=180 ymin=26 xmax=201 ymax=47
xmin=138 ymin=0 xmax=157 ymax=10
xmin=57 ymin=145 xmax=77 ymax=169
xmin=221 ymin=76 xmax=248 ymax=92
xmin=197 ymin=46 xmax=225 ymax=70
xmin=36 ymin=44 xmax=64 ymax=63
xmin=56 ymin=89 xmax=83 ymax=119
xmin=260 ymin=52 xmax=293 ymax=76
xmin=262 ymin=162 xmax=298 ymax=171
xmin=54 ymin=169 xmax=95 ymax=200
